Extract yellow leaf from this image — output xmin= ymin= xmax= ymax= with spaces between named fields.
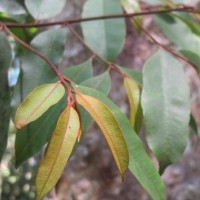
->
xmin=76 ymin=93 xmax=129 ymax=179
xmin=124 ymin=77 xmax=142 ymax=132
xmin=36 ymin=105 xmax=80 ymax=200
xmin=15 ymin=82 xmax=65 ymax=129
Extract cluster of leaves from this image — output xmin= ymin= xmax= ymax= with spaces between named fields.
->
xmin=0 ymin=0 xmax=200 ymax=200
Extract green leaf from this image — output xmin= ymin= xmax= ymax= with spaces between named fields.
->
xmin=0 ymin=32 xmax=12 ymax=162
xmin=81 ymin=0 xmax=126 ymax=61
xmin=11 ymin=28 xmax=67 ymax=115
xmin=142 ymin=50 xmax=190 ymax=172
xmin=180 ymin=50 xmax=200 ymax=73
xmin=118 ymin=66 xmax=142 ymax=85
xmin=75 ymin=86 xmax=166 ymax=200
xmin=0 ymin=0 xmax=26 ymax=15
xmin=124 ymin=77 xmax=142 ymax=133
xmin=36 ymin=106 xmax=80 ymax=200
xmin=15 ymin=82 xmax=65 ymax=129
xmin=79 ymin=71 xmax=111 ymax=137
xmin=172 ymin=13 xmax=200 ymax=36
xmin=15 ymin=61 xmax=93 ymax=166
xmin=156 ymin=14 xmax=200 ymax=53
xmin=62 ymin=59 xmax=93 ymax=84
xmin=80 ymin=71 xmax=111 ymax=94
xmin=15 ymin=97 xmax=67 ymax=167
xmin=25 ymin=0 xmax=66 ymax=20
xmin=76 ymin=93 xmax=129 ymax=179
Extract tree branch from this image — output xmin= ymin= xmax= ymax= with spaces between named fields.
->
xmin=2 ymin=24 xmax=74 ymax=100
xmin=132 ymin=18 xmax=199 ymax=71
xmin=3 ymin=6 xmax=197 ymax=28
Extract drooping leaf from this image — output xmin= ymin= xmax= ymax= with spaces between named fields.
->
xmin=142 ymin=50 xmax=190 ymax=172
xmin=15 ymin=61 xmax=93 ymax=166
xmin=11 ymin=28 xmax=67 ymax=115
xmin=81 ymin=0 xmax=126 ymax=61
xmin=73 ymin=71 xmax=112 ymax=143
xmin=120 ymin=0 xmax=143 ymax=33
xmin=15 ymin=96 xmax=67 ymax=167
xmin=0 ymin=32 xmax=12 ymax=162
xmin=25 ymin=0 xmax=66 ymax=20
xmin=36 ymin=105 xmax=80 ymax=200
xmin=124 ymin=77 xmax=142 ymax=133
xmin=15 ymin=82 xmax=65 ymax=129
xmin=76 ymin=93 xmax=129 ymax=179
xmin=118 ymin=66 xmax=142 ymax=85
xmin=75 ymin=86 xmax=166 ymax=200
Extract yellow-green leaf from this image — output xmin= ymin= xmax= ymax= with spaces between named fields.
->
xmin=124 ymin=77 xmax=142 ymax=133
xmin=36 ymin=106 xmax=80 ymax=200
xmin=76 ymin=93 xmax=129 ymax=179
xmin=15 ymin=82 xmax=65 ymax=129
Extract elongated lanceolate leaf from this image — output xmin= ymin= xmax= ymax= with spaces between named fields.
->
xmin=75 ymin=86 xmax=165 ymax=200
xmin=15 ymin=82 xmax=65 ymax=129
xmin=81 ymin=0 xmax=126 ymax=61
xmin=15 ymin=61 xmax=93 ymax=167
xmin=36 ymin=106 xmax=80 ymax=200
xmin=25 ymin=0 xmax=66 ymax=20
xmin=0 ymin=32 xmax=12 ymax=161
xmin=142 ymin=50 xmax=190 ymax=172
xmin=124 ymin=77 xmax=142 ymax=133
xmin=11 ymin=28 xmax=67 ymax=116
xmin=76 ymin=93 xmax=129 ymax=179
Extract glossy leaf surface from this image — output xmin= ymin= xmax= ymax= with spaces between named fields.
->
xmin=76 ymin=93 xmax=129 ymax=179
xmin=81 ymin=0 xmax=126 ymax=61
xmin=25 ymin=0 xmax=66 ymax=20
xmin=142 ymin=50 xmax=190 ymax=172
xmin=15 ymin=61 xmax=92 ymax=166
xmin=36 ymin=106 xmax=80 ymax=200
xmin=124 ymin=77 xmax=142 ymax=133
xmin=0 ymin=32 xmax=12 ymax=161
xmin=15 ymin=82 xmax=65 ymax=129
xmin=75 ymin=86 xmax=165 ymax=200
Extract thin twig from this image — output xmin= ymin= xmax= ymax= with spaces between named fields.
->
xmin=2 ymin=24 xmax=75 ymax=102
xmin=67 ymin=24 xmax=127 ymax=77
xmin=132 ymin=18 xmax=198 ymax=70
xmin=3 ymin=6 xmax=196 ymax=28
